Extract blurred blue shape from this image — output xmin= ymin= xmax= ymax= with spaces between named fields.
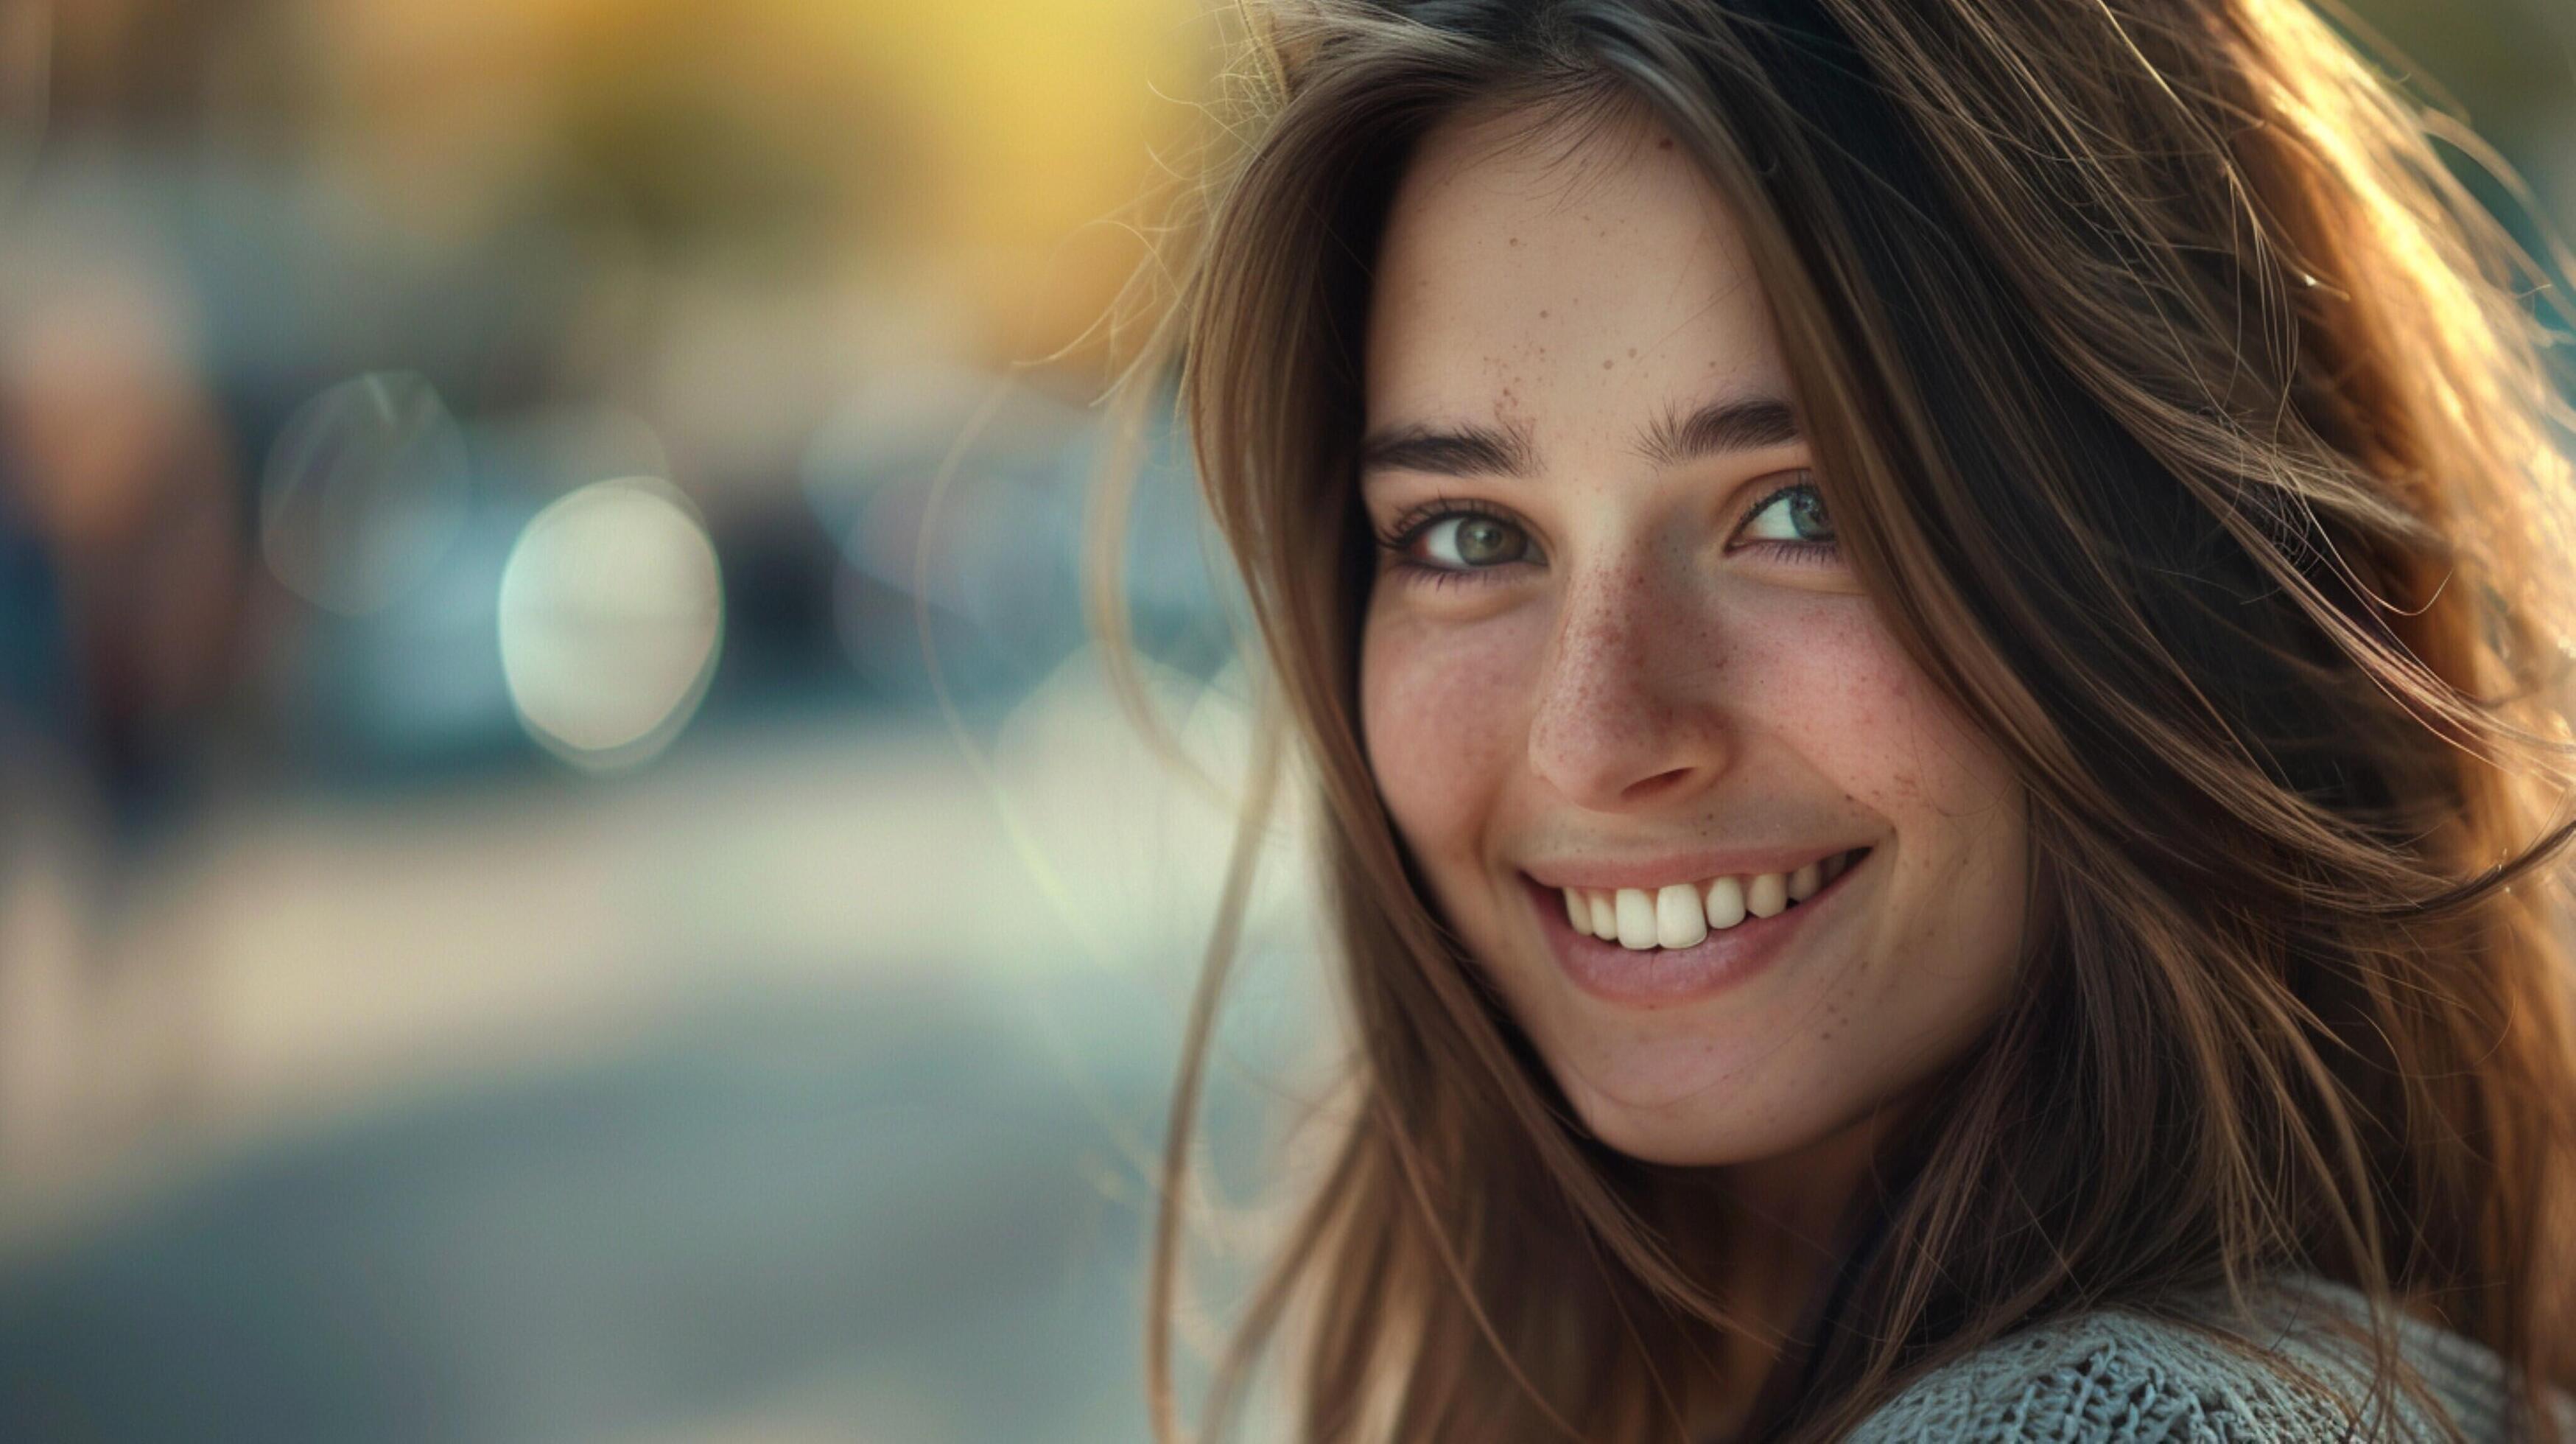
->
xmin=802 ymin=370 xmax=1239 ymax=717
xmin=0 ymin=504 xmax=73 ymax=743
xmin=298 ymin=502 xmax=534 ymax=781
xmin=260 ymin=373 xmax=474 ymax=618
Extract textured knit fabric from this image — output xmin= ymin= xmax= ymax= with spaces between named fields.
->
xmin=1844 ymin=1275 xmax=2561 ymax=1442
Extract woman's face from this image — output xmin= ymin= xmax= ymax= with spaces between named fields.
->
xmin=1358 ymin=106 xmax=2030 ymax=1170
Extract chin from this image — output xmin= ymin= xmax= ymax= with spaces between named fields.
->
xmin=1581 ymin=1116 xmax=1753 ymax=1168
xmin=1552 ymin=1066 xmax=1828 ymax=1168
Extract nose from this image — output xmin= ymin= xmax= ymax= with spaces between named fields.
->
xmin=1525 ymin=549 xmax=1733 ymax=811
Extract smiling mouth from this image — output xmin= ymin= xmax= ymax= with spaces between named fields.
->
xmin=1545 ymin=847 xmax=1872 ymax=952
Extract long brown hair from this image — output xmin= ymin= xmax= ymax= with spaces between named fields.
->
xmin=1101 ymin=0 xmax=2576 ymax=1437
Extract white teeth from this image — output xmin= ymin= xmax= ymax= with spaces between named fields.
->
xmin=1614 ymin=889 xmax=1658 ymax=950
xmin=1704 ymin=876 xmax=1747 ymax=930
xmin=1586 ymin=890 xmax=1617 ymax=939
xmin=1560 ymin=854 xmax=1854 ymax=948
xmin=1655 ymin=883 xmax=1707 ymax=949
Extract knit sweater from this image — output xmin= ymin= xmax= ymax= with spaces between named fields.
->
xmin=1845 ymin=1276 xmax=2558 ymax=1442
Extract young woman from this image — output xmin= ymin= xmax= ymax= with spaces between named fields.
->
xmin=1117 ymin=0 xmax=2576 ymax=1437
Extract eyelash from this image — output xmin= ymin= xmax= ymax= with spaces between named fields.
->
xmin=1372 ymin=495 xmax=1530 ymax=589
xmin=1370 ymin=475 xmax=1839 ymax=587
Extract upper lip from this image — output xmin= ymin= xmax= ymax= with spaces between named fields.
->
xmin=1521 ymin=844 xmax=1870 ymax=891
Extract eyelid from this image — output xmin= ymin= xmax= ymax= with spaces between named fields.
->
xmin=1722 ymin=468 xmax=1831 ymax=549
xmin=1376 ymin=495 xmax=1543 ymax=567
xmin=1372 ymin=474 xmax=1828 ymax=574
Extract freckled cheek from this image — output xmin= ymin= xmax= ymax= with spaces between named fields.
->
xmin=1745 ymin=605 xmax=2026 ymax=978
xmin=1727 ymin=600 xmax=2001 ymax=812
xmin=1721 ymin=603 xmax=1906 ymax=768
xmin=1358 ymin=615 xmax=1537 ymax=856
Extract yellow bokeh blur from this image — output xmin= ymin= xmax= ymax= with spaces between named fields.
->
xmin=301 ymin=0 xmax=1214 ymax=366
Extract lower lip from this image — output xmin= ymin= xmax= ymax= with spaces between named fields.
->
xmin=1523 ymin=851 xmax=1870 ymax=1009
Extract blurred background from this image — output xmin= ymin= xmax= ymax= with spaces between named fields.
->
xmin=0 ymin=0 xmax=2561 ymax=1440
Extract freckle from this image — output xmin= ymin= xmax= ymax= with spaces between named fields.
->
xmin=1540 ymin=309 xmax=1549 ymax=318
xmin=1602 ymin=359 xmax=1613 ymax=370
xmin=1627 ymin=347 xmax=1637 ymax=357
xmin=1508 ymin=236 xmax=1520 ymax=247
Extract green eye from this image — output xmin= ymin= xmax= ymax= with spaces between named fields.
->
xmin=1733 ymin=477 xmax=1834 ymax=546
xmin=1418 ymin=512 xmax=1531 ymax=567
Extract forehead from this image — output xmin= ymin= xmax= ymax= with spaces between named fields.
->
xmin=1363 ymin=105 xmax=1789 ymax=457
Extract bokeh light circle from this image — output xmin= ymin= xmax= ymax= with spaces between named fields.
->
xmin=260 ymin=371 xmax=473 ymax=616
xmin=496 ymin=477 xmax=723 ymax=770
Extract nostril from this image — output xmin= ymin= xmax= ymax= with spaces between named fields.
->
xmin=1617 ymin=766 xmax=1699 ymax=804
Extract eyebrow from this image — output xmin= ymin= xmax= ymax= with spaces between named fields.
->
xmin=1356 ymin=391 xmax=1802 ymax=480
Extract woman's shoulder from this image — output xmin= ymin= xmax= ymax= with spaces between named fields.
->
xmin=1844 ymin=1275 xmax=2541 ymax=1443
